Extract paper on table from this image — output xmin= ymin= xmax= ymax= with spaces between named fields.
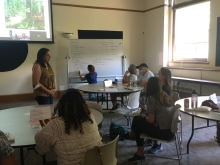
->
xmin=30 ymin=106 xmax=51 ymax=122
xmin=104 ymin=80 xmax=112 ymax=87
xmin=209 ymin=93 xmax=217 ymax=104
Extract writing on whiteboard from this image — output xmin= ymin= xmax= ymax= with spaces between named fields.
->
xmin=68 ymin=39 xmax=123 ymax=76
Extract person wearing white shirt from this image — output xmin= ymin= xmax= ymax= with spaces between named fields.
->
xmin=110 ymin=64 xmax=138 ymax=110
xmin=137 ymin=63 xmax=154 ymax=87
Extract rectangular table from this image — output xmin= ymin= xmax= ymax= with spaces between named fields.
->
xmin=172 ymin=76 xmax=220 ymax=94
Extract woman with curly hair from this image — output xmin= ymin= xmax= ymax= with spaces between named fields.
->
xmin=35 ymin=89 xmax=102 ymax=165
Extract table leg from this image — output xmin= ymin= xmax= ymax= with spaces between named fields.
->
xmin=121 ymin=94 xmax=124 ymax=106
xmin=187 ymin=115 xmax=194 ymax=154
xmin=20 ymin=147 xmax=24 ymax=165
xmin=42 ymin=155 xmax=46 ymax=165
xmin=106 ymin=93 xmax=109 ymax=109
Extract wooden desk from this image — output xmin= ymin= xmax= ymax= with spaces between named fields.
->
xmin=172 ymin=76 xmax=220 ymax=93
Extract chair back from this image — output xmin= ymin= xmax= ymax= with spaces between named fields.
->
xmin=172 ymin=92 xmax=180 ymax=104
xmin=81 ymin=135 xmax=119 ymax=165
xmin=171 ymin=104 xmax=181 ymax=133
xmin=86 ymin=101 xmax=103 ymax=113
xmin=127 ymin=91 xmax=141 ymax=109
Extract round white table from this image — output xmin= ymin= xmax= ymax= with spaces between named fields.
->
xmin=175 ymin=96 xmax=220 ymax=154
xmin=78 ymin=83 xmax=142 ymax=109
xmin=0 ymin=105 xmax=103 ymax=165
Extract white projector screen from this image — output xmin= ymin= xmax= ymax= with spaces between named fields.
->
xmin=0 ymin=0 xmax=54 ymax=43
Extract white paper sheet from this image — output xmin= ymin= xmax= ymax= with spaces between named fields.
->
xmin=209 ymin=93 xmax=218 ymax=104
xmin=30 ymin=106 xmax=51 ymax=122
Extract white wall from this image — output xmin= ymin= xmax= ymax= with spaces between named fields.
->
xmin=0 ymin=0 xmax=145 ymax=95
xmin=143 ymin=0 xmax=220 ymax=96
xmin=143 ymin=0 xmax=165 ymax=73
xmin=2 ymin=0 xmax=220 ymax=96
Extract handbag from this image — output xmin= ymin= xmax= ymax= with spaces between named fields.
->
xmin=201 ymin=100 xmax=219 ymax=109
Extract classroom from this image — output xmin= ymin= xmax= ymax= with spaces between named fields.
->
xmin=1 ymin=0 xmax=220 ymax=165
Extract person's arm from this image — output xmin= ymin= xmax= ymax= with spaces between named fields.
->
xmin=79 ymin=71 xmax=86 ymax=81
xmin=35 ymin=121 xmax=55 ymax=155
xmin=140 ymin=113 xmax=154 ymax=123
xmin=32 ymin=64 xmax=54 ymax=96
xmin=145 ymin=96 xmax=156 ymax=123
xmin=122 ymin=71 xmax=130 ymax=83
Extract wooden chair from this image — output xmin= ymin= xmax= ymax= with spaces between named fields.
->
xmin=81 ymin=135 xmax=119 ymax=165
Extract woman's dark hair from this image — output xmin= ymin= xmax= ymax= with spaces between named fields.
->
xmin=34 ymin=48 xmax=50 ymax=67
xmin=53 ymin=88 xmax=93 ymax=134
xmin=146 ymin=77 xmax=173 ymax=106
xmin=88 ymin=65 xmax=95 ymax=74
xmin=160 ymin=67 xmax=172 ymax=88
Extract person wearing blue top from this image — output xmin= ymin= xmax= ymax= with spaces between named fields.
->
xmin=79 ymin=65 xmax=97 ymax=84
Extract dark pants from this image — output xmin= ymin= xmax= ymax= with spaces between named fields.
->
xmin=131 ymin=116 xmax=174 ymax=146
xmin=35 ymin=96 xmax=53 ymax=105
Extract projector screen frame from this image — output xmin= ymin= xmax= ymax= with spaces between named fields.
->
xmin=0 ymin=0 xmax=54 ymax=44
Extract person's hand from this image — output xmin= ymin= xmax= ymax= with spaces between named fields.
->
xmin=52 ymin=89 xmax=56 ymax=94
xmin=48 ymin=89 xmax=55 ymax=96
xmin=140 ymin=113 xmax=147 ymax=118
xmin=125 ymin=70 xmax=129 ymax=75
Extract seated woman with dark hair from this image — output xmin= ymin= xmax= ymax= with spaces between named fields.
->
xmin=79 ymin=65 xmax=97 ymax=84
xmin=127 ymin=77 xmax=174 ymax=162
xmin=35 ymin=89 xmax=102 ymax=165
xmin=0 ymin=130 xmax=16 ymax=165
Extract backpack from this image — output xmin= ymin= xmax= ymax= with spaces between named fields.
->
xmin=109 ymin=122 xmax=128 ymax=141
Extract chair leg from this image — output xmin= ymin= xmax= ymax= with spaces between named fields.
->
xmin=174 ymin=137 xmax=181 ymax=165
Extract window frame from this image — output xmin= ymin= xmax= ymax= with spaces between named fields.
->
xmin=172 ymin=0 xmax=210 ymax=63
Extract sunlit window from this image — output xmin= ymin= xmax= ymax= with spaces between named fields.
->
xmin=173 ymin=1 xmax=210 ymax=61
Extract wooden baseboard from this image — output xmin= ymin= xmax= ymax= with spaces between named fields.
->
xmin=0 ymin=90 xmax=65 ymax=104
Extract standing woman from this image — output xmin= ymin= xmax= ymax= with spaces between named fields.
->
xmin=79 ymin=65 xmax=97 ymax=84
xmin=32 ymin=48 xmax=56 ymax=105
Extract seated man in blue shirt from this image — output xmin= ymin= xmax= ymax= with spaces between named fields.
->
xmin=0 ymin=130 xmax=16 ymax=165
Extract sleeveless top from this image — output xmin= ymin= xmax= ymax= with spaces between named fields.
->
xmin=33 ymin=63 xmax=55 ymax=97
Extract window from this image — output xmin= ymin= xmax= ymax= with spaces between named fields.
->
xmin=173 ymin=1 xmax=210 ymax=62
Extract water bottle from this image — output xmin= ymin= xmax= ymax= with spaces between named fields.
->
xmin=130 ymin=77 xmax=133 ymax=87
xmin=191 ymin=90 xmax=198 ymax=109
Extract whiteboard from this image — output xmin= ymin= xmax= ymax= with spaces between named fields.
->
xmin=68 ymin=39 xmax=123 ymax=77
